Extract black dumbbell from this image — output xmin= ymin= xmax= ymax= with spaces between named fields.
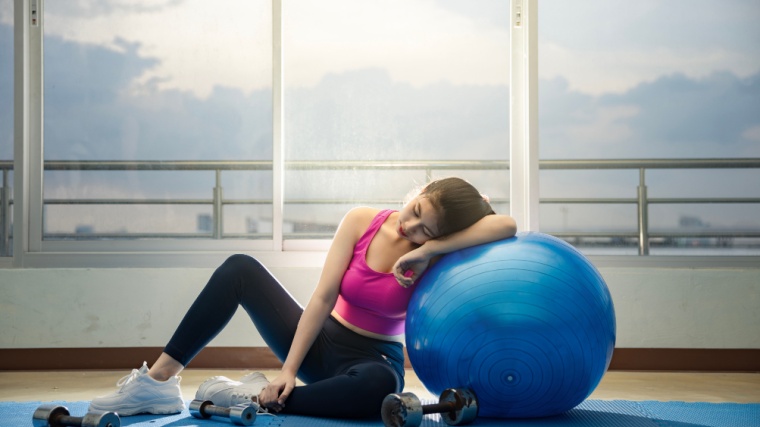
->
xmin=32 ymin=404 xmax=120 ymax=427
xmin=381 ymin=388 xmax=478 ymax=427
xmin=189 ymin=399 xmax=257 ymax=426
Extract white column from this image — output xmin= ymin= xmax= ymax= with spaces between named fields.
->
xmin=509 ymin=0 xmax=539 ymax=232
xmin=272 ymin=0 xmax=284 ymax=250
xmin=14 ymin=0 xmax=45 ymax=266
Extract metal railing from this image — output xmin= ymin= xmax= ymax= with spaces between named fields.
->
xmin=2 ymin=158 xmax=759 ymax=256
xmin=539 ymin=158 xmax=760 ymax=254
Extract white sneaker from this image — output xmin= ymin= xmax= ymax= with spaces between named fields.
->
xmin=89 ymin=362 xmax=185 ymax=416
xmin=195 ymin=372 xmax=269 ymax=408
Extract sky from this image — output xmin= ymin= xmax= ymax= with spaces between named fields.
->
xmin=0 ymin=0 xmax=758 ymax=235
xmin=539 ymin=0 xmax=760 ymax=95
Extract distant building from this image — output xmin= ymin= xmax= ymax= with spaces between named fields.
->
xmin=75 ymin=225 xmax=94 ymax=234
xmin=677 ymin=215 xmax=710 ymax=247
xmin=246 ymin=217 xmax=258 ymax=233
xmin=197 ymin=214 xmax=213 ymax=233
xmin=679 ymin=215 xmax=708 ymax=228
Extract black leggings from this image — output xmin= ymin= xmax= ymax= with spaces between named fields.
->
xmin=163 ymin=254 xmax=405 ymax=418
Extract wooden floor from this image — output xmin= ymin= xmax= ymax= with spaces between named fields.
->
xmin=1 ymin=369 xmax=759 ymax=403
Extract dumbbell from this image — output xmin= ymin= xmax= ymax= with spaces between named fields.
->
xmin=381 ymin=388 xmax=478 ymax=427
xmin=189 ymin=399 xmax=257 ymax=426
xmin=32 ymin=404 xmax=120 ymax=427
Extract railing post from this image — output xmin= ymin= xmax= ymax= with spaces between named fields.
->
xmin=1 ymin=170 xmax=7 ymax=256
xmin=213 ymin=169 xmax=223 ymax=239
xmin=637 ymin=168 xmax=650 ymax=255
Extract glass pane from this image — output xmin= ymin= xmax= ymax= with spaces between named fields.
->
xmin=0 ymin=0 xmax=12 ymax=256
xmin=42 ymin=0 xmax=273 ymax=241
xmin=283 ymin=0 xmax=511 ymax=238
xmin=539 ymin=0 xmax=760 ymax=255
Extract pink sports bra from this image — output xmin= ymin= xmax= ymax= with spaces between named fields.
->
xmin=333 ymin=209 xmax=416 ymax=336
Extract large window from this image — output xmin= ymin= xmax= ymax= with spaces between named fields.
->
xmin=539 ymin=0 xmax=760 ymax=255
xmin=35 ymin=1 xmax=513 ymax=247
xmin=42 ymin=1 xmax=273 ymax=243
xmin=282 ymin=0 xmax=510 ymax=239
xmin=8 ymin=1 xmax=760 ymax=265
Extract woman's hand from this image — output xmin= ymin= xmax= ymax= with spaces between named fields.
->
xmin=258 ymin=371 xmax=297 ymax=413
xmin=393 ymin=246 xmax=433 ymax=288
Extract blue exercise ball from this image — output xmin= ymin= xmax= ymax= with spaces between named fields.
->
xmin=406 ymin=232 xmax=616 ymax=418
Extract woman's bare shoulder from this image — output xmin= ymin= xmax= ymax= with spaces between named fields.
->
xmin=342 ymin=206 xmax=381 ymax=227
xmin=334 ymin=207 xmax=381 ymax=242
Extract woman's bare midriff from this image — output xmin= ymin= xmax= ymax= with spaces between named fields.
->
xmin=331 ymin=310 xmax=405 ymax=344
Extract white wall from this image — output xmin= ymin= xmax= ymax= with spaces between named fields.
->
xmin=1 ymin=265 xmax=759 ymax=349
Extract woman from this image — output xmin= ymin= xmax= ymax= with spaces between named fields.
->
xmin=90 ymin=177 xmax=517 ymax=418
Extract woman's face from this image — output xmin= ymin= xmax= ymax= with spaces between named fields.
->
xmin=397 ymin=195 xmax=441 ymax=245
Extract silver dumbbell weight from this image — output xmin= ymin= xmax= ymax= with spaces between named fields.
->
xmin=32 ymin=404 xmax=120 ymax=427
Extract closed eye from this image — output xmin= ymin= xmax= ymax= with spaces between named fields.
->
xmin=416 ymin=202 xmax=434 ymax=238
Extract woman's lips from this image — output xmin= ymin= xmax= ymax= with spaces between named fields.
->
xmin=398 ymin=225 xmax=407 ymax=238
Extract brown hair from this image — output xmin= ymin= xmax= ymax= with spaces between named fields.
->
xmin=420 ymin=177 xmax=495 ymax=237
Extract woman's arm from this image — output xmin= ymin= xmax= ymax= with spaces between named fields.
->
xmin=393 ymin=214 xmax=517 ymax=287
xmin=425 ymin=213 xmax=517 ymax=255
xmin=258 ymin=207 xmax=371 ymax=411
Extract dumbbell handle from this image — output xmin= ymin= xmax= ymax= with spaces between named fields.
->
xmin=52 ymin=414 xmax=84 ymax=426
xmin=52 ymin=414 xmax=118 ymax=427
xmin=422 ymin=401 xmax=458 ymax=415
xmin=202 ymin=405 xmax=234 ymax=418
xmin=190 ymin=400 xmax=256 ymax=426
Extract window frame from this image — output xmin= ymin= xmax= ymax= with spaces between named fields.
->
xmin=10 ymin=0 xmax=760 ymax=269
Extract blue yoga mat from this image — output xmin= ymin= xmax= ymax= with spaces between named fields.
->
xmin=4 ymin=399 xmax=758 ymax=426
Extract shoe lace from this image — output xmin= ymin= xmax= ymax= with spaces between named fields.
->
xmin=115 ymin=368 xmax=141 ymax=390
xmin=231 ymin=394 xmax=275 ymax=418
xmin=231 ymin=391 xmax=259 ymax=405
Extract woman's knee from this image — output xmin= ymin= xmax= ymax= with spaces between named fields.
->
xmin=219 ymin=254 xmax=272 ymax=282
xmin=332 ymin=363 xmax=399 ymax=418
xmin=348 ymin=363 xmax=401 ymax=399
xmin=209 ymin=254 xmax=271 ymax=298
xmin=223 ymin=254 xmax=264 ymax=271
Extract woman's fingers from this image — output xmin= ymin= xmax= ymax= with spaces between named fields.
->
xmin=258 ymin=376 xmax=296 ymax=413
xmin=259 ymin=383 xmax=284 ymax=410
xmin=277 ymin=382 xmax=294 ymax=406
xmin=393 ymin=265 xmax=415 ymax=287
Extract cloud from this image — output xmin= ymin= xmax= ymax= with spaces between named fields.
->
xmin=43 ymin=0 xmax=186 ymax=18
xmin=43 ymin=0 xmax=272 ymax=97
xmin=7 ymin=17 xmax=759 ymax=231
xmin=742 ymin=125 xmax=760 ymax=143
xmin=540 ymin=0 xmax=760 ymax=51
xmin=36 ymin=23 xmax=760 ymax=174
xmin=286 ymin=68 xmax=509 ymax=161
xmin=538 ymin=69 xmax=760 ymax=229
xmin=540 ymin=41 xmax=760 ymax=96
xmin=43 ymin=31 xmax=272 ymax=162
xmin=284 ymin=0 xmax=509 ymax=89
xmin=539 ymin=0 xmax=760 ymax=95
xmin=539 ymin=71 xmax=760 ymax=159
xmin=41 ymin=0 xmax=513 ymax=96
xmin=603 ymin=71 xmax=760 ymax=152
xmin=40 ymin=0 xmax=760 ymax=101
